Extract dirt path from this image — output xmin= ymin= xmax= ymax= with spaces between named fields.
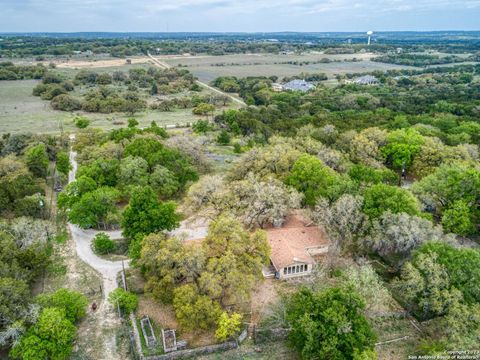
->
xmin=147 ymin=52 xmax=246 ymax=106
xmin=68 ymin=134 xmax=129 ymax=360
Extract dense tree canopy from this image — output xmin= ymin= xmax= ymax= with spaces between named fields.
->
xmin=362 ymin=183 xmax=421 ymax=219
xmin=140 ymin=214 xmax=269 ymax=332
xmin=286 ymin=154 xmax=348 ymax=205
xmin=121 ymin=186 xmax=180 ymax=240
xmin=286 ymin=287 xmax=377 ymax=360
xmin=10 ymin=307 xmax=77 ymax=360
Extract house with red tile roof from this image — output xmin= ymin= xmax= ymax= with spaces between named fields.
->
xmin=265 ymin=213 xmax=330 ymax=279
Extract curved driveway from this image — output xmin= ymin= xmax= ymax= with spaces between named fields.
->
xmin=68 ymin=135 xmax=129 ymax=298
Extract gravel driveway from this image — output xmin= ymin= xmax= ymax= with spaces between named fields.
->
xmin=68 ymin=134 xmax=129 ymax=298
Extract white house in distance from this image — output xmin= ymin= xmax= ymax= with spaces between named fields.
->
xmin=352 ymin=75 xmax=379 ymax=85
xmin=264 ymin=213 xmax=330 ymax=279
xmin=282 ymin=79 xmax=316 ymax=92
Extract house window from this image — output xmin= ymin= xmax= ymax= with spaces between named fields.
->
xmin=283 ymin=268 xmax=287 ymax=275
xmin=287 ymin=267 xmax=291 ymax=274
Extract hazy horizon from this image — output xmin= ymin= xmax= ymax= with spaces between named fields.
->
xmin=1 ymin=0 xmax=479 ymax=33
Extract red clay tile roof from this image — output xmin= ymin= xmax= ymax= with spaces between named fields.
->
xmin=267 ymin=213 xmax=329 ymax=270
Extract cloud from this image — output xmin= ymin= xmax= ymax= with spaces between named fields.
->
xmin=0 ymin=0 xmax=479 ymax=31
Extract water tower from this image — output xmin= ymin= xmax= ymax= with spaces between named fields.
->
xmin=367 ymin=31 xmax=374 ymax=45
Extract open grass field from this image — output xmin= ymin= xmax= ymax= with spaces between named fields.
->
xmin=0 ymin=62 xmax=232 ymax=134
xmin=160 ymin=52 xmax=417 ymax=82
xmin=0 ymin=79 xmax=72 ymax=134
xmin=0 ymin=79 xmax=202 ymax=134
xmin=0 ymin=81 xmax=210 ymax=135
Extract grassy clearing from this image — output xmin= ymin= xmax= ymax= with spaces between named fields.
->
xmin=0 ymin=61 xmax=236 ymax=134
xmin=42 ymin=234 xmax=102 ymax=297
xmin=0 ymin=79 xmax=72 ymax=134
xmin=161 ymin=53 xmax=416 ymax=82
xmin=372 ymin=315 xmax=422 ymax=359
xmin=0 ymin=79 xmax=212 ymax=134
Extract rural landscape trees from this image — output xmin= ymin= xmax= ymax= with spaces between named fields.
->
xmin=0 ymin=31 xmax=480 ymax=360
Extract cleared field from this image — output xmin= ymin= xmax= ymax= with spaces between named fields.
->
xmin=8 ymin=55 xmax=152 ymax=69
xmin=0 ymin=61 xmax=236 ymax=134
xmin=161 ymin=53 xmax=416 ymax=82
xmin=54 ymin=56 xmax=151 ymax=69
xmin=0 ymin=80 xmax=217 ymax=134
xmin=0 ymin=80 xmax=72 ymax=134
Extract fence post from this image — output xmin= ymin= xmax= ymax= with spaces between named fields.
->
xmin=122 ymin=260 xmax=127 ymax=291
xmin=253 ymin=324 xmax=256 ymax=344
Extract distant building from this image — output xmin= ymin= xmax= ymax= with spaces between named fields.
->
xmin=282 ymin=79 xmax=315 ymax=92
xmin=264 ymin=213 xmax=330 ymax=279
xmin=271 ymin=83 xmax=284 ymax=92
xmin=353 ymin=75 xmax=379 ymax=85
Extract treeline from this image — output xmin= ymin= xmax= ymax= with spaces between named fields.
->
xmin=373 ymin=53 xmax=467 ymax=66
xmin=0 ymin=37 xmax=150 ymax=58
xmin=212 ymin=67 xmax=480 ymax=139
xmin=151 ymin=94 xmax=230 ymax=112
xmin=1 ymin=34 xmax=480 ymax=58
xmin=0 ymin=37 xmax=301 ymax=58
xmin=0 ymin=132 xmax=89 ymax=359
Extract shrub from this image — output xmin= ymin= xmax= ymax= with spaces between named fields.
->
xmin=40 ymin=84 xmax=67 ymax=100
xmin=75 ymin=117 xmax=90 ymax=129
xmin=215 ymin=312 xmax=242 ymax=341
xmin=217 ymin=130 xmax=231 ymax=145
xmin=108 ymin=288 xmax=138 ymax=314
xmin=51 ymin=94 xmax=82 ymax=111
xmin=192 ymin=120 xmax=213 ymax=134
xmin=14 ymin=193 xmax=47 ymax=218
xmin=42 ymin=72 xmax=63 ymax=84
xmin=92 ymin=232 xmax=115 ymax=255
xmin=36 ymin=288 xmax=88 ymax=323
xmin=233 ymin=142 xmax=243 ymax=153
xmin=441 ymin=200 xmax=475 ymax=236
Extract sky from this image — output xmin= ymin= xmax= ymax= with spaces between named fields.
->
xmin=0 ymin=0 xmax=479 ymax=32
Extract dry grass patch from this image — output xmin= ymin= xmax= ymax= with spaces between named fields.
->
xmin=250 ymin=279 xmax=281 ymax=325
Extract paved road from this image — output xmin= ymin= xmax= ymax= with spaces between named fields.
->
xmin=68 ymin=134 xmax=128 ymax=298
xmin=147 ymin=52 xmax=247 ymax=106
